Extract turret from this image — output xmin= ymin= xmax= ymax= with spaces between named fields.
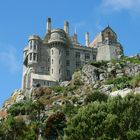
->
xmin=48 ymin=29 xmax=67 ymax=82
xmin=64 ymin=21 xmax=69 ymax=34
xmin=46 ymin=17 xmax=51 ymax=33
xmin=28 ymin=35 xmax=40 ymax=66
xmin=85 ymin=32 xmax=89 ymax=47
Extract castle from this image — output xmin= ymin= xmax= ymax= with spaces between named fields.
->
xmin=22 ymin=18 xmax=123 ymax=92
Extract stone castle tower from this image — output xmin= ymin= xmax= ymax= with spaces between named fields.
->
xmin=22 ymin=18 xmax=123 ymax=93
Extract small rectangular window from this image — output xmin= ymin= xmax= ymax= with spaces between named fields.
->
xmin=29 ymin=41 xmax=32 ymax=49
xmin=85 ymin=53 xmax=90 ymax=60
xmin=44 ymin=81 xmax=46 ymax=85
xmin=66 ymin=50 xmax=69 ymax=56
xmin=76 ymin=61 xmax=81 ymax=68
xmin=33 ymin=53 xmax=36 ymax=61
xmin=34 ymin=45 xmax=37 ymax=50
xmin=66 ymin=60 xmax=70 ymax=66
xmin=30 ymin=53 xmax=32 ymax=60
xmin=66 ymin=70 xmax=70 ymax=76
xmin=75 ymin=52 xmax=80 ymax=58
xmin=47 ymin=81 xmax=49 ymax=86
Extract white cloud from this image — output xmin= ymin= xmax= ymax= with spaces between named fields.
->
xmin=101 ymin=0 xmax=140 ymax=13
xmin=0 ymin=44 xmax=21 ymax=74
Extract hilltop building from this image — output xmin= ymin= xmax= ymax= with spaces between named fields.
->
xmin=22 ymin=18 xmax=123 ymax=92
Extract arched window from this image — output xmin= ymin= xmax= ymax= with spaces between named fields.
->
xmin=29 ymin=40 xmax=32 ymax=50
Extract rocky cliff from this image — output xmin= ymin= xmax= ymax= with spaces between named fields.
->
xmin=0 ymin=56 xmax=140 ymax=139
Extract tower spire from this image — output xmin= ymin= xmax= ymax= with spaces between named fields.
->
xmin=74 ymin=26 xmax=77 ymax=34
xmin=46 ymin=17 xmax=51 ymax=33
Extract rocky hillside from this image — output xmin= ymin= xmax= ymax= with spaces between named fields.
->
xmin=1 ymin=56 xmax=140 ymax=139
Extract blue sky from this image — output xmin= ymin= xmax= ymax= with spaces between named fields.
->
xmin=0 ymin=0 xmax=140 ymax=107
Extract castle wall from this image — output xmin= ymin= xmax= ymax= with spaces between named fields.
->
xmin=96 ymin=45 xmax=111 ymax=61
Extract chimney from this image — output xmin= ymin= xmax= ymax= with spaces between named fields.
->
xmin=46 ymin=17 xmax=51 ymax=33
xmin=64 ymin=21 xmax=69 ymax=34
xmin=85 ymin=32 xmax=89 ymax=47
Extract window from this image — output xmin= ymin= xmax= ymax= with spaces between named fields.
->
xmin=34 ymin=45 xmax=37 ymax=50
xmin=48 ymin=67 xmax=50 ymax=72
xmin=66 ymin=60 xmax=70 ymax=66
xmin=47 ymin=81 xmax=49 ymax=86
xmin=85 ymin=53 xmax=90 ymax=60
xmin=36 ymin=55 xmax=38 ymax=61
xmin=41 ymin=67 xmax=45 ymax=70
xmin=66 ymin=70 xmax=70 ymax=77
xmin=52 ymin=59 xmax=53 ymax=64
xmin=75 ymin=52 xmax=80 ymax=58
xmin=59 ymin=50 xmax=61 ymax=55
xmin=33 ymin=53 xmax=36 ymax=61
xmin=76 ymin=61 xmax=81 ymax=68
xmin=66 ymin=50 xmax=69 ymax=56
xmin=29 ymin=41 xmax=32 ymax=49
xmin=52 ymin=69 xmax=53 ymax=74
xmin=59 ymin=59 xmax=60 ymax=64
xmin=52 ymin=49 xmax=53 ymax=55
xmin=44 ymin=81 xmax=46 ymax=85
xmin=48 ymin=58 xmax=50 ymax=62
xmin=59 ymin=69 xmax=60 ymax=74
xmin=93 ymin=55 xmax=96 ymax=60
xmin=30 ymin=53 xmax=32 ymax=60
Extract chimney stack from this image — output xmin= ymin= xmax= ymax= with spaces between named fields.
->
xmin=46 ymin=17 xmax=51 ymax=33
xmin=64 ymin=21 xmax=69 ymax=34
xmin=85 ymin=32 xmax=89 ymax=47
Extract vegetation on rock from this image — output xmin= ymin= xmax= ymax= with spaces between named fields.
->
xmin=1 ymin=56 xmax=140 ymax=140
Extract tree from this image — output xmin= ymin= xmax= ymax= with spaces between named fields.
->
xmin=63 ymin=94 xmax=140 ymax=140
xmin=44 ymin=112 xmax=66 ymax=139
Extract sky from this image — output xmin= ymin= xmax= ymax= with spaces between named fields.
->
xmin=0 ymin=0 xmax=140 ymax=107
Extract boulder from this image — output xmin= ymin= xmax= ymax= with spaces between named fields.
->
xmin=134 ymin=87 xmax=140 ymax=94
xmin=110 ymin=88 xmax=132 ymax=97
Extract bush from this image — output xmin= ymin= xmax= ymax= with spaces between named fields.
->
xmin=32 ymin=87 xmax=52 ymax=98
xmin=90 ymin=60 xmax=108 ymax=68
xmin=50 ymin=86 xmax=65 ymax=93
xmin=84 ymin=91 xmax=108 ymax=104
xmin=62 ymin=103 xmax=79 ymax=117
xmin=106 ymin=76 xmax=132 ymax=90
xmin=72 ymin=71 xmax=83 ymax=85
xmin=63 ymin=94 xmax=140 ymax=140
xmin=44 ymin=112 xmax=66 ymax=139
xmin=130 ymin=75 xmax=140 ymax=88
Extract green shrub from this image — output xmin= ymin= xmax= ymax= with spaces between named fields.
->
xmin=84 ymin=91 xmax=108 ymax=104
xmin=72 ymin=71 xmax=83 ymax=85
xmin=130 ymin=75 xmax=140 ymax=88
xmin=106 ymin=76 xmax=132 ymax=90
xmin=90 ymin=60 xmax=108 ymax=68
xmin=50 ymin=86 xmax=65 ymax=93
xmin=63 ymin=94 xmax=140 ymax=140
